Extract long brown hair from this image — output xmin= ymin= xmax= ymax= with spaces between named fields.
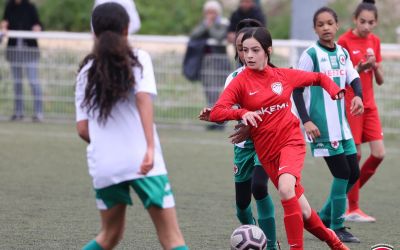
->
xmin=79 ymin=2 xmax=142 ymax=123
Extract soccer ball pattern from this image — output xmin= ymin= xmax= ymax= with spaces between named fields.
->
xmin=230 ymin=225 xmax=267 ymax=250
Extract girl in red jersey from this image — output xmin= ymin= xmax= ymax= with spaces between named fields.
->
xmin=201 ymin=27 xmax=349 ymax=250
xmin=337 ymin=0 xmax=384 ymax=223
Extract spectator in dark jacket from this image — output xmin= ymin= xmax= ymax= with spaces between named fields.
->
xmin=189 ymin=0 xmax=231 ymax=130
xmin=1 ymin=0 xmax=43 ymax=122
xmin=227 ymin=0 xmax=266 ymax=43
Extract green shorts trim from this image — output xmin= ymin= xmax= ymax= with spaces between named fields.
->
xmin=233 ymin=145 xmax=262 ymax=183
xmin=94 ymin=174 xmax=175 ymax=210
xmin=310 ymin=138 xmax=357 ymax=157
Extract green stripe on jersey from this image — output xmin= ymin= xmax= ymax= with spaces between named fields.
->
xmin=301 ymin=43 xmax=353 ymax=142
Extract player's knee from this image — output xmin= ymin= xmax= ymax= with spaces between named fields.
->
xmin=251 ymin=182 xmax=268 ymax=200
xmin=372 ymin=150 xmax=385 ymax=160
xmin=278 ymin=186 xmax=295 ymax=200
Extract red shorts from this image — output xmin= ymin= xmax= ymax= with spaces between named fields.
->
xmin=261 ymin=144 xmax=305 ymax=199
xmin=346 ymin=105 xmax=384 ymax=145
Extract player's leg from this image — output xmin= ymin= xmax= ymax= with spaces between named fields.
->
xmin=83 ymin=181 xmax=133 ymax=250
xmin=132 ymin=175 xmax=187 ymax=250
xmin=298 ymin=195 xmax=349 ymax=250
xmin=347 ymin=143 xmax=362 ymax=213
xmin=359 ymin=107 xmax=385 ymax=188
xmin=251 ymin=165 xmax=277 ymax=249
xmin=322 ymin=152 xmax=360 ymax=243
xmin=148 ymin=207 xmax=187 ymax=250
xmin=278 ymin=173 xmax=304 ymax=250
xmin=235 ymin=179 xmax=254 ymax=224
xmin=234 ymin=146 xmax=256 ymax=225
xmin=359 ymin=139 xmax=385 ymax=188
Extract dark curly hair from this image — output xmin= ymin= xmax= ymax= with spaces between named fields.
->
xmin=78 ymin=2 xmax=142 ymax=123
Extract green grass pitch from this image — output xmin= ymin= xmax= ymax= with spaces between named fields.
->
xmin=0 ymin=121 xmax=399 ymax=249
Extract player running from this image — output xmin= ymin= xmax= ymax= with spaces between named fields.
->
xmin=201 ymin=27 xmax=349 ymax=250
xmin=75 ymin=3 xmax=187 ymax=250
xmin=200 ymin=18 xmax=278 ymax=250
xmin=292 ymin=7 xmax=362 ymax=243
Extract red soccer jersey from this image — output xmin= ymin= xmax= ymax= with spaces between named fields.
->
xmin=209 ymin=66 xmax=342 ymax=164
xmin=338 ymin=29 xmax=382 ymax=109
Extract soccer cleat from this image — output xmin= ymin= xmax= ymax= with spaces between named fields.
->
xmin=345 ymin=208 xmax=376 ymax=222
xmin=334 ymin=227 xmax=360 ymax=243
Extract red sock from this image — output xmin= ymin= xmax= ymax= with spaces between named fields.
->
xmin=347 ymin=180 xmax=359 ymax=211
xmin=281 ymin=197 xmax=303 ymax=249
xmin=359 ymin=155 xmax=383 ymax=188
xmin=304 ymin=210 xmax=336 ymax=243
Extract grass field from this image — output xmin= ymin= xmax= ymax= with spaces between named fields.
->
xmin=0 ymin=121 xmax=399 ymax=250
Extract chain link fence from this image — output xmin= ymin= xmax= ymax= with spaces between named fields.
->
xmin=0 ymin=31 xmax=399 ymax=132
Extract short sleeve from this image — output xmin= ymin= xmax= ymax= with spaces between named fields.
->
xmin=297 ymin=51 xmax=314 ymax=72
xmin=75 ymin=64 xmax=91 ymax=122
xmin=134 ymin=49 xmax=157 ymax=97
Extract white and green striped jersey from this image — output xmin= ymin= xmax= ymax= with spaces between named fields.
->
xmin=224 ymin=66 xmax=254 ymax=149
xmin=298 ymin=42 xmax=359 ymax=143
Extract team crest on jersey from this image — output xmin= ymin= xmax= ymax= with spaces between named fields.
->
xmin=330 ymin=56 xmax=338 ymax=67
xmin=339 ymin=55 xmax=346 ymax=65
xmin=233 ymin=165 xmax=238 ymax=175
xmin=331 ymin=141 xmax=339 ymax=150
xmin=271 ymin=82 xmax=283 ymax=95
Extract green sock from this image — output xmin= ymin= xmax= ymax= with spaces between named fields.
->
xmin=330 ymin=178 xmax=348 ymax=230
xmin=318 ymin=197 xmax=332 ymax=224
xmin=236 ymin=204 xmax=255 ymax=225
xmin=256 ymin=195 xmax=277 ymax=249
xmin=82 ymin=240 xmax=104 ymax=250
xmin=171 ymin=245 xmax=189 ymax=250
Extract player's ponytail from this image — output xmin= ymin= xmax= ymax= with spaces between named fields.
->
xmin=354 ymin=0 xmax=378 ymax=19
xmin=80 ymin=2 xmax=142 ymax=123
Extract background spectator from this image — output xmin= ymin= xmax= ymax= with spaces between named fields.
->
xmin=1 ymin=0 xmax=43 ymax=122
xmin=227 ymin=0 xmax=266 ymax=43
xmin=189 ymin=0 xmax=231 ymax=130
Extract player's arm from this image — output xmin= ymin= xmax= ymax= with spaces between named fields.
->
xmin=287 ymin=69 xmax=345 ymax=100
xmin=210 ymin=78 xmax=253 ymax=122
xmin=75 ymin=68 xmax=90 ymax=143
xmin=374 ymin=62 xmax=384 ymax=85
xmin=343 ymin=48 xmax=364 ymax=116
xmin=76 ymin=120 xmax=90 ymax=143
xmin=136 ymin=92 xmax=155 ymax=175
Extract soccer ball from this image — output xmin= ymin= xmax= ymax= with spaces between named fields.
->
xmin=230 ymin=225 xmax=267 ymax=250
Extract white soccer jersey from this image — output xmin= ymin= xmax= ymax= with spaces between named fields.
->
xmin=298 ymin=42 xmax=359 ymax=143
xmin=75 ymin=49 xmax=167 ymax=189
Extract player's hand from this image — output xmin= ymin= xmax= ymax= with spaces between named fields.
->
xmin=350 ymin=96 xmax=364 ymax=116
xmin=198 ymin=107 xmax=211 ymax=121
xmin=229 ymin=123 xmax=251 ymax=144
xmin=241 ymin=112 xmax=262 ymax=128
xmin=334 ymin=89 xmax=345 ymax=100
xmin=304 ymin=121 xmax=320 ymax=141
xmin=138 ymin=147 xmax=154 ymax=175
